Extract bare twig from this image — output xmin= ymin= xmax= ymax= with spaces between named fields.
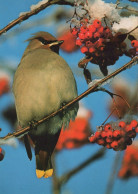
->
xmin=0 ymin=56 xmax=137 ymax=140
xmin=105 ymin=152 xmax=122 ymax=194
xmin=59 ymin=148 xmax=105 ymax=185
xmin=0 ymin=0 xmax=74 ymax=36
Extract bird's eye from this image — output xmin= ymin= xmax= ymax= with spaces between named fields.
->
xmin=37 ymin=37 xmax=48 ymax=45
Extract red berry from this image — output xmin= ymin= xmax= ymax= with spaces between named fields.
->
xmin=93 ymin=19 xmax=101 ymax=28
xmin=98 ymin=26 xmax=104 ymax=34
xmin=131 ymin=40 xmax=138 ymax=48
xmin=76 ymin=39 xmax=82 ymax=46
xmin=95 ymin=131 xmax=101 ymax=139
xmin=125 ymin=125 xmax=133 ymax=132
xmin=101 ymin=131 xmax=107 ymax=138
xmin=89 ymin=135 xmax=96 ymax=143
xmin=111 ymin=141 xmax=118 ymax=149
xmin=81 ymin=46 xmax=88 ymax=53
xmin=89 ymin=47 xmax=96 ymax=53
xmin=113 ymin=130 xmax=121 ymax=138
xmin=104 ymin=124 xmax=112 ymax=131
xmin=106 ymin=137 xmax=113 ymax=143
xmin=72 ymin=28 xmax=78 ymax=35
xmin=94 ymin=32 xmax=101 ymax=39
xmin=119 ymin=121 xmax=126 ymax=128
xmin=80 ymin=26 xmax=88 ymax=34
xmin=85 ymin=31 xmax=93 ymax=39
xmin=97 ymin=139 xmax=105 ymax=145
xmin=85 ymin=41 xmax=93 ymax=48
xmin=89 ymin=25 xmax=96 ymax=33
xmin=130 ymin=120 xmax=138 ymax=128
xmin=106 ymin=130 xmax=113 ymax=138
xmin=79 ymin=33 xmax=85 ymax=40
xmin=106 ymin=143 xmax=112 ymax=149
xmin=97 ymin=38 xmax=104 ymax=47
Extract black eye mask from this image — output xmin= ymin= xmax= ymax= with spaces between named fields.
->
xmin=36 ymin=37 xmax=56 ymax=45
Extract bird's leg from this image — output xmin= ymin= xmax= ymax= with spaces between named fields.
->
xmin=29 ymin=120 xmax=38 ymax=130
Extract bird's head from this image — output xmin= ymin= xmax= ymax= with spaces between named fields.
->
xmin=24 ymin=31 xmax=64 ymax=55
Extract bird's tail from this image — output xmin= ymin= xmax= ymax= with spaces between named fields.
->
xmin=29 ymin=130 xmax=60 ymax=179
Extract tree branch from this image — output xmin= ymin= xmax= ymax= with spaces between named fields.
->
xmin=0 ymin=0 xmax=74 ymax=36
xmin=0 ymin=56 xmax=137 ymax=141
xmin=58 ymin=148 xmax=106 ymax=185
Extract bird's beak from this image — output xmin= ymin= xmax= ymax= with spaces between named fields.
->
xmin=48 ymin=40 xmax=64 ymax=47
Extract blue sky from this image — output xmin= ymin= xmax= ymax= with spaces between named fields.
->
xmin=0 ymin=0 xmax=138 ymax=194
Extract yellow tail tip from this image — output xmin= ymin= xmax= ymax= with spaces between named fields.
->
xmin=36 ymin=169 xmax=45 ymax=178
xmin=44 ymin=169 xmax=53 ymax=178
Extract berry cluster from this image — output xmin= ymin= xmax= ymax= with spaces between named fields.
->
xmin=0 ymin=147 xmax=5 ymax=161
xmin=71 ymin=19 xmax=127 ymax=75
xmin=118 ymin=143 xmax=138 ymax=179
xmin=89 ymin=119 xmax=138 ymax=151
xmin=0 ymin=77 xmax=10 ymax=96
xmin=56 ymin=118 xmax=91 ymax=151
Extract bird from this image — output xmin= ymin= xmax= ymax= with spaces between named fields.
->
xmin=12 ymin=31 xmax=79 ymax=179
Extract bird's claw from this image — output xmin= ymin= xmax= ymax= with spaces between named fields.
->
xmin=29 ymin=120 xmax=38 ymax=130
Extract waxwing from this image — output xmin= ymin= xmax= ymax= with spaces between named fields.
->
xmin=13 ymin=31 xmax=78 ymax=178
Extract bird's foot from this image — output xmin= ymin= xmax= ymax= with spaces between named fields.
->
xmin=60 ymin=102 xmax=67 ymax=115
xmin=29 ymin=120 xmax=38 ymax=130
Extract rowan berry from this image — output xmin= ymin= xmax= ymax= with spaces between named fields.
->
xmin=89 ymin=135 xmax=96 ymax=143
xmin=113 ymin=130 xmax=121 ymax=138
xmin=88 ymin=25 xmax=96 ymax=33
xmin=86 ymin=41 xmax=93 ymax=48
xmin=94 ymin=32 xmax=101 ymax=39
xmin=76 ymin=39 xmax=82 ymax=46
xmin=106 ymin=137 xmax=113 ymax=143
xmin=96 ymin=139 xmax=105 ymax=145
xmin=131 ymin=40 xmax=138 ymax=48
xmin=130 ymin=120 xmax=137 ymax=128
xmin=111 ymin=141 xmax=118 ymax=149
xmin=89 ymin=47 xmax=96 ymax=53
xmin=104 ymin=124 xmax=112 ymax=131
xmin=80 ymin=26 xmax=88 ymax=34
xmin=106 ymin=130 xmax=113 ymax=138
xmin=106 ymin=143 xmax=112 ymax=149
xmin=85 ymin=31 xmax=93 ymax=39
xmin=101 ymin=131 xmax=107 ymax=138
xmin=98 ymin=26 xmax=104 ymax=34
xmin=79 ymin=33 xmax=85 ymax=40
xmin=81 ymin=46 xmax=88 ymax=53
xmin=118 ymin=121 xmax=126 ymax=128
xmin=72 ymin=28 xmax=78 ymax=35
xmin=93 ymin=19 xmax=101 ymax=28
xmin=95 ymin=131 xmax=101 ymax=139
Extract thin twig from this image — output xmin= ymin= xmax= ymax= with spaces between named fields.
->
xmin=105 ymin=152 xmax=122 ymax=194
xmin=0 ymin=0 xmax=74 ymax=36
xmin=58 ymin=148 xmax=106 ymax=185
xmin=0 ymin=57 xmax=137 ymax=140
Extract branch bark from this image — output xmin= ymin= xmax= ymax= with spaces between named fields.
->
xmin=0 ymin=56 xmax=137 ymax=141
xmin=52 ymin=148 xmax=106 ymax=194
xmin=0 ymin=0 xmax=74 ymax=36
xmin=59 ymin=147 xmax=106 ymax=185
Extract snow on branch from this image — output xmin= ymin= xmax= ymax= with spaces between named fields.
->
xmin=0 ymin=0 xmax=74 ymax=36
xmin=0 ymin=56 xmax=137 ymax=141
